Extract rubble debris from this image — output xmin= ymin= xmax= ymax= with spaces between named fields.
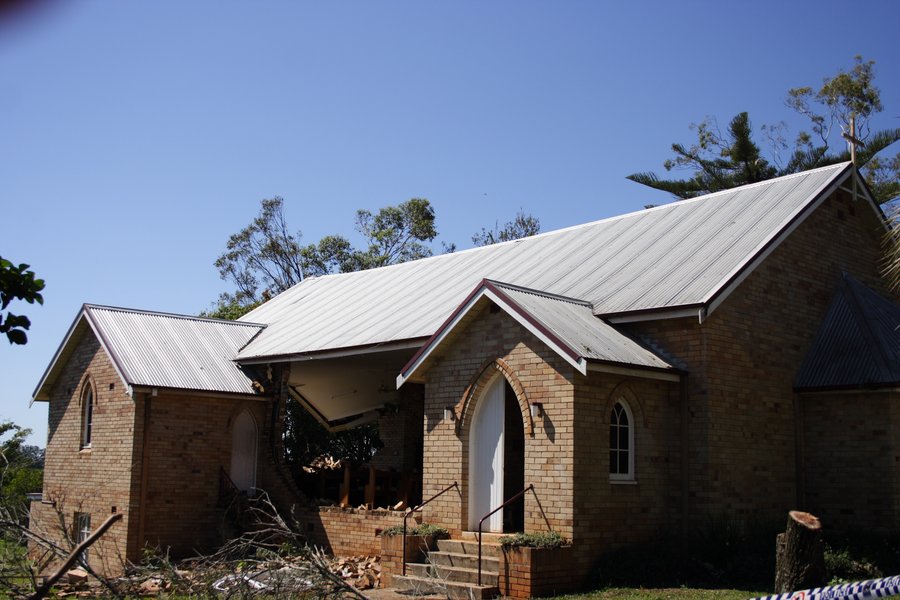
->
xmin=65 ymin=569 xmax=88 ymax=587
xmin=327 ymin=554 xmax=382 ymax=590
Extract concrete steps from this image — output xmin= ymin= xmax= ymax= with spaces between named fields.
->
xmin=391 ymin=536 xmax=503 ymax=599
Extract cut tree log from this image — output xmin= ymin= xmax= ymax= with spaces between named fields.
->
xmin=774 ymin=510 xmax=825 ymax=593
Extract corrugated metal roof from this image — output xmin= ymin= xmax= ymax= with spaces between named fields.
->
xmin=33 ymin=305 xmax=265 ymax=400
xmin=397 ymin=279 xmax=677 ymax=387
xmin=238 ymin=163 xmax=854 ymax=362
xmin=494 ymin=282 xmax=675 ymax=370
xmin=795 ymin=275 xmax=900 ymax=391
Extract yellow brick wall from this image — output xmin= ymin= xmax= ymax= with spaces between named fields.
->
xmin=300 ymin=506 xmax=413 ymax=556
xmin=572 ymin=375 xmax=680 ymax=554
xmin=419 ymin=304 xmax=577 ymax=538
xmin=30 ymin=331 xmax=303 ymax=573
xmin=800 ymin=390 xmax=900 ymax=531
xmin=139 ymin=392 xmax=272 ymax=556
xmin=31 ymin=332 xmax=138 ymax=575
xmin=626 ymin=187 xmax=891 ymax=530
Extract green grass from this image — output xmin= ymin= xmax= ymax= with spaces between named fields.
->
xmin=555 ymin=588 xmax=766 ymax=600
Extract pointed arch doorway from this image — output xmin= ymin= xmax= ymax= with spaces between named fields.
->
xmin=468 ymin=375 xmax=525 ymax=532
xmin=230 ymin=409 xmax=258 ymax=493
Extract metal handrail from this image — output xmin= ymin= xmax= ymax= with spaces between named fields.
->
xmin=402 ymin=481 xmax=459 ymax=576
xmin=218 ymin=466 xmax=240 ymax=505
xmin=477 ymin=483 xmax=534 ymax=585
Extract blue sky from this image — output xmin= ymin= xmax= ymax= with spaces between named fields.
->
xmin=2 ymin=0 xmax=898 ymax=445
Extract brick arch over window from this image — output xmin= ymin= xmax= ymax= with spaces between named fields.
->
xmin=457 ymin=358 xmax=534 ymax=438
xmin=606 ymin=381 xmax=646 ymax=482
xmin=607 ymin=381 xmax=647 ymax=428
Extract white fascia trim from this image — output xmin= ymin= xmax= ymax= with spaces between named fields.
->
xmin=607 ymin=306 xmax=703 ymax=324
xmin=586 ymin=362 xmax=681 ymax=383
xmin=703 ymin=165 xmax=856 ymax=319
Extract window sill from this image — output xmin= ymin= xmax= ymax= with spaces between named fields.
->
xmin=79 ymin=446 xmax=92 ymax=453
xmin=609 ymin=478 xmax=637 ymax=485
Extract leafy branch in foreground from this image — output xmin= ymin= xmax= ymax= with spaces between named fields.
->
xmin=0 ymin=257 xmax=44 ymax=345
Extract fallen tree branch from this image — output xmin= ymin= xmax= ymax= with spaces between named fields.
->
xmin=27 ymin=512 xmax=122 ymax=600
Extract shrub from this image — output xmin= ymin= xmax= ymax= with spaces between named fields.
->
xmin=381 ymin=523 xmax=450 ymax=538
xmin=823 ymin=532 xmax=900 ymax=585
xmin=591 ymin=516 xmax=781 ymax=589
xmin=498 ymin=531 xmax=567 ymax=549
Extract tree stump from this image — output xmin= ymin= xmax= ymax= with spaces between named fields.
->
xmin=774 ymin=510 xmax=825 ymax=593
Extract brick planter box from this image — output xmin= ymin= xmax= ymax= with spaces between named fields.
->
xmin=380 ymin=533 xmax=437 ymax=587
xmin=499 ymin=544 xmax=579 ymax=598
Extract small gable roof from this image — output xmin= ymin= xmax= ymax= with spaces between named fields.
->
xmin=397 ymin=280 xmax=679 ymax=387
xmin=238 ymin=163 xmax=870 ymax=363
xmin=33 ymin=305 xmax=265 ymax=401
xmin=795 ymin=275 xmax=900 ymax=391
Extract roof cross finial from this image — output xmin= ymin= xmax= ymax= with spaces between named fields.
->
xmin=841 ymin=114 xmax=865 ymax=167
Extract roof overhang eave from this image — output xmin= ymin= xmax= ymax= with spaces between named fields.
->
xmin=606 ymin=166 xmax=869 ymax=327
xmin=794 ymin=383 xmax=900 ymax=395
xmin=128 ymin=384 xmax=266 ymax=401
xmin=31 ymin=305 xmax=133 ymax=406
xmin=398 ymin=280 xmax=595 ymax=388
xmin=236 ymin=338 xmax=429 ymax=366
xmin=604 ymin=304 xmax=706 ymax=324
xmin=585 ymin=359 xmax=683 ymax=382
xmin=702 ymin=164 xmax=870 ymax=318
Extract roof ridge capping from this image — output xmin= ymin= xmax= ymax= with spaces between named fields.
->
xmin=84 ymin=303 xmax=267 ymax=328
xmin=659 ymin=161 xmax=852 ymax=205
xmin=271 ymin=162 xmax=854 ymax=286
xmin=485 ymin=280 xmax=592 ymax=307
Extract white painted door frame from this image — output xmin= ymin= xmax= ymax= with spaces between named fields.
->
xmin=230 ymin=409 xmax=258 ymax=492
xmin=468 ymin=374 xmax=505 ymax=531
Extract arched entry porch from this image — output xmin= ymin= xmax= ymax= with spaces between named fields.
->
xmin=467 ymin=374 xmax=525 ymax=533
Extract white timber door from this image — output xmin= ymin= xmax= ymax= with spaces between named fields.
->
xmin=469 ymin=375 xmax=505 ymax=531
xmin=230 ymin=410 xmax=258 ymax=492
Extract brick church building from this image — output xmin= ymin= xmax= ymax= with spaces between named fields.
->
xmin=29 ymin=163 xmax=899 ymax=590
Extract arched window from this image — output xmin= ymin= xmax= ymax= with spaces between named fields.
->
xmin=81 ymin=384 xmax=94 ymax=449
xmin=609 ymin=399 xmax=634 ymax=481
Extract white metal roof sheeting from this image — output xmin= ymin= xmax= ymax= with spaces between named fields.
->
xmin=85 ymin=305 xmax=263 ymax=394
xmin=494 ymin=283 xmax=676 ymax=371
xmin=238 ymin=163 xmax=852 ymax=362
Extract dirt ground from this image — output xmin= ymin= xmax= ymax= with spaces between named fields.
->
xmin=363 ymin=586 xmax=445 ymax=600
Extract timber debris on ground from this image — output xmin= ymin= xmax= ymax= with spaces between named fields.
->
xmin=46 ymin=552 xmax=382 ymax=598
xmin=1 ymin=491 xmax=381 ymax=599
